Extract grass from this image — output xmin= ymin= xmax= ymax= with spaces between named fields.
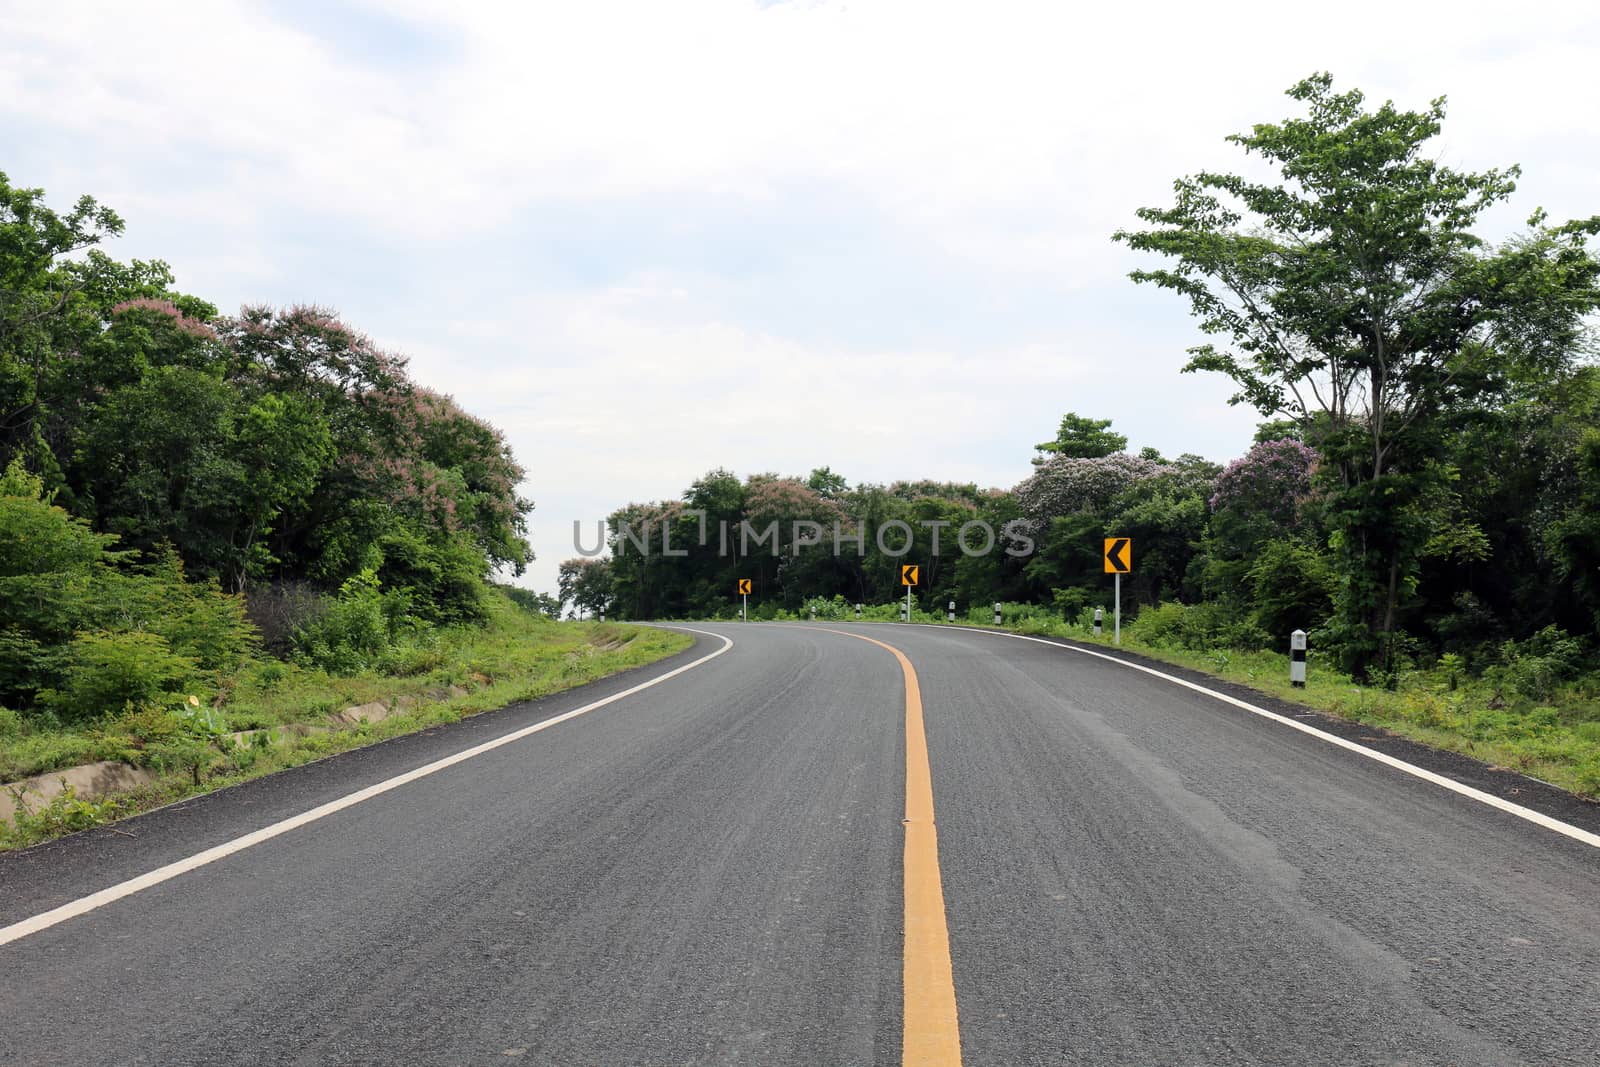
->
xmin=0 ymin=597 xmax=692 ymax=851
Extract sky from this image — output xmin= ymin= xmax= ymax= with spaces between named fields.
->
xmin=3 ymin=0 xmax=1598 ymax=594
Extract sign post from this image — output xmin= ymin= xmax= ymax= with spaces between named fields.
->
xmin=1103 ymin=538 xmax=1132 ymax=646
xmin=737 ymin=578 xmax=752 ymax=621
xmin=901 ymin=564 xmax=919 ymax=622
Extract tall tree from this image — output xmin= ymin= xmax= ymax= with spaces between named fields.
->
xmin=1115 ymin=73 xmax=1600 ymax=679
xmin=1035 ymin=412 xmax=1128 ymax=458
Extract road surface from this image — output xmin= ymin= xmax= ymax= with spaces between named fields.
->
xmin=2 ymin=622 xmax=1597 ymax=1066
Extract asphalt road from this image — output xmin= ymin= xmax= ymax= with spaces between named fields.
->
xmin=2 ymin=622 xmax=1597 ymax=1066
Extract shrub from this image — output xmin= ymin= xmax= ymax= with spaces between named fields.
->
xmin=247 ymin=579 xmax=330 ymax=655
xmin=1247 ymin=538 xmax=1335 ymax=637
xmin=290 ymin=569 xmax=418 ymax=674
xmin=9 ymin=785 xmax=133 ymax=838
xmin=1125 ymin=600 xmax=1269 ymax=652
xmin=39 ymin=630 xmax=199 ymax=723
xmin=802 ymin=595 xmax=853 ymax=620
xmin=105 ymin=550 xmax=258 ymax=677
xmin=1487 ymin=627 xmax=1588 ymax=703
xmin=1127 ymin=602 xmax=1188 ymax=646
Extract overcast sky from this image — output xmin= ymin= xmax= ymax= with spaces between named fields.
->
xmin=4 ymin=1 xmax=1597 ymax=594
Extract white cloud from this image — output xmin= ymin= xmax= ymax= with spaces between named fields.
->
xmin=3 ymin=0 xmax=1597 ymax=593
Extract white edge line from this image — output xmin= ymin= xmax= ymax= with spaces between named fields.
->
xmin=922 ymin=623 xmax=1600 ymax=851
xmin=0 ymin=626 xmax=734 ymax=948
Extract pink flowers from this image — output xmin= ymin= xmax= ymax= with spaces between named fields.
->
xmin=1209 ymin=439 xmax=1318 ymax=514
xmin=110 ymin=298 xmax=218 ymax=341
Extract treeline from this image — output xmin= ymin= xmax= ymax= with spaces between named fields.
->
xmin=572 ymin=383 xmax=1600 ymax=686
xmin=0 ymin=171 xmax=532 ymax=721
xmin=572 ymin=74 xmax=1600 ymax=687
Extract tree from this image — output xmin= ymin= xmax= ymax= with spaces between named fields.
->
xmin=806 ymin=466 xmax=849 ymax=498
xmin=1114 ymin=73 xmax=1600 ymax=679
xmin=1014 ymin=452 xmax=1162 ymax=527
xmin=1 ymin=173 xmax=127 ymax=475
xmin=1035 ymin=413 xmax=1128 ymax=458
xmin=558 ymin=557 xmax=614 ymax=618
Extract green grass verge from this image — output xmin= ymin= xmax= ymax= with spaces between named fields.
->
xmin=0 ymin=602 xmax=692 ymax=851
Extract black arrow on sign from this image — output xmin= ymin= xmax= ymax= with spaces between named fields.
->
xmin=1105 ymin=538 xmax=1131 ymax=573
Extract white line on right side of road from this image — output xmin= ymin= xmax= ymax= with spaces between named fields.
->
xmin=943 ymin=625 xmax=1600 ymax=851
xmin=0 ymin=627 xmax=735 ymax=950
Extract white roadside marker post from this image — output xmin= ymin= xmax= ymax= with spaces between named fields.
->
xmin=1291 ymin=629 xmax=1308 ymax=688
xmin=948 ymin=600 xmax=955 ymax=622
xmin=1114 ymin=571 xmax=1121 ymax=646
xmin=993 ymin=602 xmax=1002 ymax=626
xmin=855 ymin=603 xmax=862 ymax=619
xmin=1093 ymin=606 xmax=1103 ymax=637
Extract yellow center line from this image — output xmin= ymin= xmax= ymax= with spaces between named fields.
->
xmin=813 ymin=627 xmax=962 ymax=1066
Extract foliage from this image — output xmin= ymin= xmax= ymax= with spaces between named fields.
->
xmin=0 ymin=170 xmax=535 ymax=725
xmin=290 ymin=569 xmax=412 ymax=674
xmin=1246 ymin=538 xmax=1336 ymax=637
xmin=1034 ymin=412 xmax=1128 ymax=458
xmin=38 ymin=630 xmax=199 ymax=724
xmin=500 ymin=584 xmax=562 ymax=618
xmin=1486 ymin=627 xmax=1588 ymax=703
xmin=1014 ymin=452 xmax=1163 ymax=527
xmin=558 ymin=557 xmax=614 ymax=618
xmin=1115 ymin=73 xmax=1600 ymax=679
xmin=1125 ymin=601 xmax=1271 ymax=653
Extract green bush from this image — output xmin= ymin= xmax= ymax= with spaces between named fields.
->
xmin=1487 ymin=626 xmax=1588 ymax=703
xmin=93 ymin=550 xmax=257 ymax=678
xmin=1125 ymin=600 xmax=1270 ymax=652
xmin=1127 ymin=602 xmax=1187 ymax=645
xmin=290 ymin=569 xmax=419 ymax=674
xmin=1247 ymin=538 xmax=1335 ymax=637
xmin=39 ymin=630 xmax=199 ymax=723
xmin=375 ymin=527 xmax=490 ymax=626
xmin=802 ymin=595 xmax=853 ymax=620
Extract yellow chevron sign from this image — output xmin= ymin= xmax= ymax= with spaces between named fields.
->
xmin=1103 ymin=538 xmax=1132 ymax=574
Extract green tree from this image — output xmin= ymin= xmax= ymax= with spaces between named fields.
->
xmin=558 ymin=557 xmax=614 ymax=618
xmin=1035 ymin=412 xmax=1128 ymax=458
xmin=1115 ymin=73 xmax=1600 ymax=679
xmin=807 ymin=466 xmax=850 ymax=498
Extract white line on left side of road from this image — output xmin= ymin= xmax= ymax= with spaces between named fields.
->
xmin=0 ymin=627 xmax=734 ymax=949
